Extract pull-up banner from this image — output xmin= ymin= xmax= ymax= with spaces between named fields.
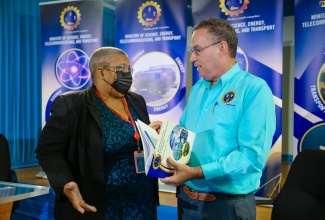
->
xmin=40 ymin=0 xmax=103 ymax=126
xmin=294 ymin=1 xmax=325 ymax=155
xmin=192 ymin=0 xmax=283 ymax=200
xmin=115 ymin=0 xmax=188 ymax=124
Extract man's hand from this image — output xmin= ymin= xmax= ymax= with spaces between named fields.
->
xmin=149 ymin=121 xmax=163 ymax=134
xmin=63 ymin=182 xmax=97 ymax=214
xmin=160 ymin=157 xmax=204 ymax=186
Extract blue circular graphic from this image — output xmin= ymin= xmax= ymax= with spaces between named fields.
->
xmin=298 ymin=122 xmax=325 ymax=152
xmin=169 ymin=125 xmax=189 ymax=160
xmin=56 ymin=49 xmax=91 ymax=90
xmin=236 ymin=47 xmax=248 ymax=71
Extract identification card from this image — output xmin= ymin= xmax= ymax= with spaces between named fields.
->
xmin=134 ymin=150 xmax=145 ymax=174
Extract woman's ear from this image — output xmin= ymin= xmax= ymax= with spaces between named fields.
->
xmin=96 ymin=67 xmax=104 ymax=78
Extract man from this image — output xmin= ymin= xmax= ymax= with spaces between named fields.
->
xmin=150 ymin=18 xmax=276 ymax=219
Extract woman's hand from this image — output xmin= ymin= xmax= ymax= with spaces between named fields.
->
xmin=149 ymin=120 xmax=163 ymax=134
xmin=63 ymin=182 xmax=97 ymax=214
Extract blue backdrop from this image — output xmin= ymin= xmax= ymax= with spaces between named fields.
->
xmin=0 ymin=0 xmax=116 ymax=169
xmin=293 ymin=0 xmax=325 ymax=154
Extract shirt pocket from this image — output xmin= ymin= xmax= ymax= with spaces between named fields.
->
xmin=207 ymin=105 xmax=239 ymax=137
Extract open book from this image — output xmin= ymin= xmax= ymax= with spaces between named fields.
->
xmin=135 ymin=119 xmax=196 ymax=178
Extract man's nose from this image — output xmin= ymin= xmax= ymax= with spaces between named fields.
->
xmin=189 ymin=53 xmax=197 ymax=62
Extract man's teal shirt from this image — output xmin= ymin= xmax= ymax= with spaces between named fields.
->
xmin=180 ymin=62 xmax=276 ymax=194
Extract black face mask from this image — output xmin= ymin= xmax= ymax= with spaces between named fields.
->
xmin=110 ymin=71 xmax=132 ymax=94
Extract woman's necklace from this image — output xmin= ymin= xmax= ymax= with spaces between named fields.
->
xmin=95 ymin=87 xmax=112 ymax=101
xmin=95 ymin=88 xmax=140 ymax=146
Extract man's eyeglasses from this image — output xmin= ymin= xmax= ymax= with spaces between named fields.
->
xmin=190 ymin=41 xmax=221 ymax=56
xmin=101 ymin=65 xmax=133 ymax=73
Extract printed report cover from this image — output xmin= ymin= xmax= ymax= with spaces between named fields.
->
xmin=135 ymin=119 xmax=195 ymax=178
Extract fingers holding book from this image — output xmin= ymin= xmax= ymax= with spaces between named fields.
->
xmin=160 ymin=157 xmax=204 ymax=187
xmin=149 ymin=120 xmax=163 ymax=134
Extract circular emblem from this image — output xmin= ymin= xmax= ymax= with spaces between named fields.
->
xmin=60 ymin=6 xmax=81 ymax=30
xmin=56 ymin=48 xmax=91 ymax=90
xmin=220 ymin=0 xmax=250 ymax=17
xmin=152 ymin=154 xmax=161 ymax=170
xmin=298 ymin=122 xmax=325 ymax=153
xmin=169 ymin=125 xmax=189 ymax=160
xmin=137 ymin=1 xmax=162 ymax=27
xmin=222 ymin=91 xmax=236 ymax=103
xmin=131 ymin=51 xmax=183 ymax=115
xmin=45 ymin=88 xmax=71 ymax=122
xmin=236 ymin=46 xmax=249 ymax=71
xmin=317 ymin=63 xmax=325 ymax=103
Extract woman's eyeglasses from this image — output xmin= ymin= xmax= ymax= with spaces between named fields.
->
xmin=101 ymin=65 xmax=133 ymax=73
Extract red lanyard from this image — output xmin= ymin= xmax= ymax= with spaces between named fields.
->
xmin=95 ymin=88 xmax=140 ymax=148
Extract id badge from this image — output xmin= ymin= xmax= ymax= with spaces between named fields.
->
xmin=134 ymin=150 xmax=145 ymax=174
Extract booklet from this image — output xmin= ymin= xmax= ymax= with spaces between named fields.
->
xmin=135 ymin=119 xmax=196 ymax=178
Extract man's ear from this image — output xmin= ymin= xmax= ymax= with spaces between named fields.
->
xmin=219 ymin=41 xmax=229 ymax=57
xmin=219 ymin=41 xmax=226 ymax=52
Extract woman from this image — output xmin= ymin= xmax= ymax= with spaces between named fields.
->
xmin=36 ymin=47 xmax=159 ymax=219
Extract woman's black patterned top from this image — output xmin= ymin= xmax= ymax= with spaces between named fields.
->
xmin=96 ymin=96 xmax=157 ymax=220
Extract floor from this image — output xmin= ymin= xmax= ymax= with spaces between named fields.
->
xmin=14 ymin=161 xmax=291 ymax=220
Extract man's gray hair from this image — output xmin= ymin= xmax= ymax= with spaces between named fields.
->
xmin=193 ymin=18 xmax=238 ymax=58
